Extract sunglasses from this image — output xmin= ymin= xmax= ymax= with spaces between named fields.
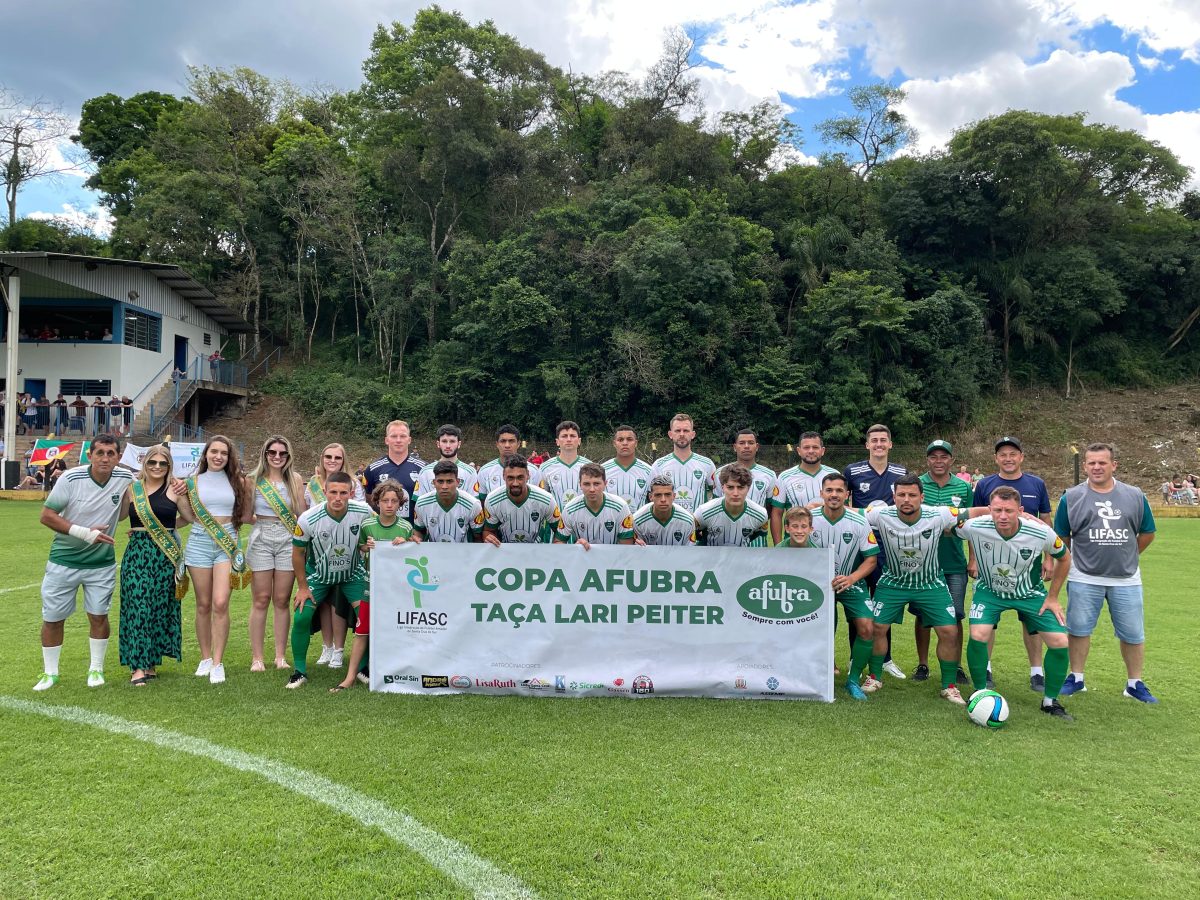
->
xmin=145 ymin=460 xmax=169 ymax=468
xmin=266 ymin=449 xmax=289 ymax=457
xmin=323 ymin=454 xmax=343 ymax=461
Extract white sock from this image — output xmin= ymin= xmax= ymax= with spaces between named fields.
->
xmin=89 ymin=637 xmax=108 ymax=672
xmin=1127 ymin=678 xmax=1140 ymax=688
xmin=1042 ymin=697 xmax=1054 ymax=707
xmin=43 ymin=644 xmax=63 ymax=676
xmin=1070 ymin=671 xmax=1085 ymax=681
xmin=986 ymin=662 xmax=993 ymax=673
xmin=1030 ymin=666 xmax=1044 ymax=677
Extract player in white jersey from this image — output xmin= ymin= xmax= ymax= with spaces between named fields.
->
xmin=414 ymin=424 xmax=478 ymax=499
xmin=651 ymin=412 xmax=715 ymax=513
xmin=772 ymin=430 xmax=839 ymax=543
xmin=482 ymin=455 xmax=562 ymax=544
xmin=539 ymin=419 xmax=591 ymax=508
xmin=715 ymin=429 xmax=780 ymax=512
xmin=414 ymin=460 xmax=485 ymax=543
xmin=695 ymin=464 xmax=769 ymax=547
xmin=633 ymin=476 xmax=697 ymax=546
xmin=476 ymin=424 xmax=541 ymax=501
xmin=603 ymin=425 xmax=654 ymax=509
xmin=556 ymin=463 xmax=634 ymax=548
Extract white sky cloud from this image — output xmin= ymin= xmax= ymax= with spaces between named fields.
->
xmin=27 ymin=203 xmax=113 ymax=237
xmin=1037 ymin=0 xmax=1200 ymax=62
xmin=1145 ymin=109 xmax=1200 ymax=182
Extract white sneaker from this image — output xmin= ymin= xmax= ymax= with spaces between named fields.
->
xmin=87 ymin=669 xmax=106 ymax=688
xmin=328 ymin=648 xmax=344 ymax=669
xmin=316 ymin=645 xmax=333 ymax=666
xmin=209 ymin=663 xmax=226 ymax=685
xmin=940 ymin=684 xmax=967 ymax=706
xmin=33 ymin=673 xmax=59 ymax=692
xmin=861 ymin=674 xmax=884 ymax=693
xmin=883 ymin=660 xmax=907 ymax=679
xmin=195 ymin=657 xmax=213 ymax=677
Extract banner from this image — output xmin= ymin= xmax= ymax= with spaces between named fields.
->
xmin=370 ymin=543 xmax=835 ymax=702
xmin=120 ymin=442 xmax=206 ymax=478
xmin=31 ymin=440 xmax=76 ymax=465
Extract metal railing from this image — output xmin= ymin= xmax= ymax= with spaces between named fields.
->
xmin=245 ymin=346 xmax=283 ymax=380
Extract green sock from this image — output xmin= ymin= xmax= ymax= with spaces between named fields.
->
xmin=1043 ymin=646 xmax=1069 ymax=699
xmin=849 ymin=637 xmax=872 ymax=681
xmin=359 ymin=644 xmax=370 ymax=674
xmin=967 ymin=638 xmax=990 ymax=692
xmin=938 ymin=659 xmax=958 ymax=689
xmin=869 ymin=653 xmax=885 ymax=678
xmin=290 ymin=601 xmax=317 ymax=675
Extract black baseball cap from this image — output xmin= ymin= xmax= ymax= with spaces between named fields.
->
xmin=995 ymin=436 xmax=1022 ymax=452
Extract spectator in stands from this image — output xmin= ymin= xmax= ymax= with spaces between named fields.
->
xmin=38 ymin=326 xmax=53 ymax=340
xmin=121 ymin=396 xmax=133 ymax=435
xmin=91 ymin=397 xmax=106 ymax=435
xmin=955 ymin=465 xmax=972 ymax=484
xmin=102 ymin=328 xmax=113 ymax=341
xmin=208 ymin=350 xmax=224 ymax=382
xmin=21 ymin=394 xmax=37 ymax=434
xmin=17 ymin=469 xmax=44 ymax=490
xmin=69 ymin=395 xmax=88 ymax=431
xmin=46 ymin=457 xmax=68 ymax=491
xmin=52 ymin=394 xmax=68 ymax=431
xmin=108 ymin=396 xmax=123 ymax=435
xmin=36 ymin=396 xmax=50 ymax=432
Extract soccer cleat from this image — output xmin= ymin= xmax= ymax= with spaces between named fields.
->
xmin=194 ymin=658 xmax=213 ymax=677
xmin=33 ymin=673 xmax=59 ymax=692
xmin=285 ymin=672 xmax=308 ymax=690
xmin=356 ymin=668 xmax=370 ymax=686
xmin=1030 ymin=673 xmax=1045 ymax=692
xmin=940 ymin=684 xmax=967 ymax=706
xmin=956 ymin=666 xmax=969 ymax=684
xmin=1060 ymin=674 xmax=1087 ymax=696
xmin=316 ymin=646 xmax=333 ymax=666
xmin=1122 ymin=681 xmax=1159 ymax=704
xmin=209 ymin=663 xmax=226 ymax=685
xmin=912 ymin=664 xmax=930 ymax=682
xmin=861 ymin=674 xmax=884 ymax=693
xmin=986 ymin=672 xmax=995 ymax=691
xmin=87 ymin=669 xmax=105 ymax=688
xmin=328 ymin=648 xmax=344 ymax=670
xmin=882 ymin=660 xmax=906 ymax=679
xmin=846 ymin=680 xmax=868 ymax=701
xmin=1041 ymin=699 xmax=1074 ymax=721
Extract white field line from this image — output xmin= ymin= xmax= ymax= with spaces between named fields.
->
xmin=0 ymin=582 xmax=38 ymax=595
xmin=0 ymin=696 xmax=537 ymax=900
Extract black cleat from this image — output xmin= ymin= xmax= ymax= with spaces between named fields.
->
xmin=1030 ymin=673 xmax=1045 ymax=692
xmin=956 ymin=666 xmax=969 ymax=684
xmin=1041 ymin=699 xmax=1073 ymax=721
xmin=912 ymin=664 xmax=930 ymax=682
xmin=986 ymin=672 xmax=995 ymax=690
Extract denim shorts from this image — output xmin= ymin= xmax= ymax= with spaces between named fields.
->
xmin=1066 ymin=581 xmax=1145 ymax=644
xmin=184 ymin=522 xmax=239 ymax=568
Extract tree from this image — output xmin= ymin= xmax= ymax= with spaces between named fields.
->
xmin=817 ymin=84 xmax=916 ymax=178
xmin=0 ymin=87 xmax=74 ymax=226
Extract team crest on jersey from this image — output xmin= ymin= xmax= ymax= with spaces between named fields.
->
xmin=693 ymin=471 xmax=702 ymax=478
xmin=456 ymin=517 xmax=465 ymax=528
xmin=530 ymin=511 xmax=540 ymax=521
xmin=604 ymin=521 xmax=614 ymax=532
xmin=379 ymin=474 xmax=390 ymax=482
xmin=983 ymin=542 xmax=994 ymax=551
xmin=842 ymin=532 xmax=853 ymax=544
xmin=111 ymin=494 xmax=120 ymax=505
xmin=429 ymin=517 xmax=439 ymax=527
xmin=1019 ymin=548 xmax=1033 ymax=560
xmin=709 ymin=527 xmax=724 ymax=539
xmin=951 ymin=496 xmax=963 ymax=507
xmin=754 ymin=480 xmax=764 ymax=490
xmin=673 ymin=531 xmax=683 ymax=541
xmin=742 ymin=527 xmax=753 ymax=537
xmin=350 ymin=524 xmax=359 ymax=534
xmin=637 ymin=479 xmax=646 ymax=488
xmin=859 ymin=483 xmax=870 ymax=492
xmin=921 ymin=529 xmax=932 ymax=539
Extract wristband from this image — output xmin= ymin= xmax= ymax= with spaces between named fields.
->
xmin=68 ymin=524 xmax=100 ymax=544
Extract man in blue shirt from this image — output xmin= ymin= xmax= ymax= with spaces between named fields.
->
xmin=361 ymin=419 xmax=423 ymax=522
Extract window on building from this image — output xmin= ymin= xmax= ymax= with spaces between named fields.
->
xmin=123 ymin=308 xmax=161 ymax=352
xmin=7 ymin=305 xmax=113 ymax=341
xmin=60 ymin=379 xmax=112 ymax=396
xmin=203 ymin=333 xmax=212 ymax=346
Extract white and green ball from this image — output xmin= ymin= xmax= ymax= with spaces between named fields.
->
xmin=967 ymin=689 xmax=1009 ymax=728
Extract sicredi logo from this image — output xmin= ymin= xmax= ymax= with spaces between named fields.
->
xmin=735 ymin=575 xmax=824 ymax=619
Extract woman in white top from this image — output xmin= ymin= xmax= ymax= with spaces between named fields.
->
xmin=173 ymin=435 xmax=250 ymax=685
xmin=245 ymin=435 xmax=306 ymax=672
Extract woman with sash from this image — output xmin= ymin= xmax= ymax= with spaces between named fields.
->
xmin=172 ymin=435 xmax=250 ymax=685
xmin=118 ymin=445 xmax=191 ymax=686
xmin=303 ymin=442 xmax=363 ymax=670
xmin=245 ymin=435 xmax=306 ymax=672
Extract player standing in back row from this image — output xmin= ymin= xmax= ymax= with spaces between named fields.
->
xmin=603 ymin=425 xmax=654 ymax=510
xmin=477 ymin=425 xmax=542 ymax=501
xmin=773 ymin=431 xmax=839 ymax=545
xmin=539 ymin=420 xmax=591 ymax=509
xmin=651 ymin=413 xmax=716 ymax=514
xmin=413 ymin=424 xmax=477 ymax=500
xmin=715 ymin=429 xmax=779 ymax=515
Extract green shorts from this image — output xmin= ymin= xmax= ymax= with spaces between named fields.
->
xmin=310 ymin=579 xmax=368 ymax=628
xmin=835 ymin=584 xmax=873 ymax=620
xmin=968 ymin=585 xmax=1066 ymax=635
xmin=872 ymin=582 xmax=957 ymax=628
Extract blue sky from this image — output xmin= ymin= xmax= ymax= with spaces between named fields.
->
xmin=7 ymin=0 xmax=1200 ymax=234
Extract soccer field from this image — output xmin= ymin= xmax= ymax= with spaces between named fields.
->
xmin=0 ymin=503 xmax=1196 ymax=899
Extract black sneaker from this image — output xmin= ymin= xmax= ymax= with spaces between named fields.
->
xmin=285 ymin=671 xmax=308 ymax=690
xmin=1041 ymin=699 xmax=1073 ymax=721
xmin=1030 ymin=673 xmax=1045 ymax=692
xmin=986 ymin=672 xmax=995 ymax=690
xmin=912 ymin=664 xmax=930 ymax=682
xmin=956 ymin=666 xmax=969 ymax=684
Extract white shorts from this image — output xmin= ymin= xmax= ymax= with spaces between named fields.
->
xmin=41 ymin=562 xmax=117 ymax=622
xmin=246 ymin=520 xmax=295 ymax=572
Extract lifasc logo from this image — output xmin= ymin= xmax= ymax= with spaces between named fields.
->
xmin=736 ymin=575 xmax=824 ymax=619
xmin=404 ymin=555 xmax=440 ymax=608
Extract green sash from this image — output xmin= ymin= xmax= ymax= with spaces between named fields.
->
xmin=307 ymin=476 xmax=325 ymax=504
xmin=131 ymin=481 xmax=184 ymax=577
xmin=186 ymin=476 xmax=246 ymax=572
xmin=256 ymin=477 xmax=298 ymax=531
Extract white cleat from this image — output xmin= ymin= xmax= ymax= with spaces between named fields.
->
xmin=882 ymin=660 xmax=907 ymax=679
xmin=195 ymin=657 xmax=214 ymax=677
xmin=940 ymin=684 xmax=967 ymax=706
xmin=861 ymin=674 xmax=884 ymax=693
xmin=87 ymin=669 xmax=106 ymax=688
xmin=33 ymin=673 xmax=59 ymax=692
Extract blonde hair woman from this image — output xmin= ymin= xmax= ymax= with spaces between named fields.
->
xmin=245 ymin=435 xmax=306 ymax=672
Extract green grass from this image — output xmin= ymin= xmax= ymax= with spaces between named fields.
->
xmin=1 ymin=503 xmax=1197 ymax=898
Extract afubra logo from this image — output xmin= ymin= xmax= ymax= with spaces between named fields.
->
xmin=736 ymin=575 xmax=824 ymax=619
xmin=404 ymin=555 xmax=439 ymax=608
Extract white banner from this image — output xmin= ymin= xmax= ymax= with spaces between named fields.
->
xmin=120 ymin=442 xmax=207 ymax=478
xmin=370 ymin=543 xmax=835 ymax=702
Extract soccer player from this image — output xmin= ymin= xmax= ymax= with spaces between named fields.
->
xmin=809 ymin=473 xmax=880 ymax=701
xmin=632 ymin=475 xmax=697 ymax=546
xmin=863 ymin=474 xmax=968 ymax=704
xmin=477 ymin=424 xmax=542 ymax=501
xmin=914 ymin=440 xmax=975 ymax=684
xmin=603 ymin=425 xmax=654 ymax=510
xmin=34 ymin=434 xmax=131 ymax=690
xmin=715 ymin=429 xmax=779 ymax=517
xmin=973 ymin=436 xmax=1052 ymax=690
xmin=651 ymin=413 xmax=716 ymax=514
xmin=1054 ymin=443 xmax=1158 ymax=702
xmin=843 ymin=424 xmax=908 ymax=680
xmin=958 ymin=486 xmax=1074 ymax=719
xmin=413 ymin=460 xmax=484 ymax=543
xmin=481 ymin=455 xmax=562 ymax=544
xmin=695 ymin=464 xmax=769 ymax=547
xmin=286 ymin=472 xmax=373 ymax=689
xmin=556 ymin=462 xmax=634 ymax=548
xmin=414 ymin=424 xmax=477 ymax=499
xmin=773 ymin=431 xmax=839 ymax=544
xmin=777 ymin=505 xmax=816 ymax=547
xmin=361 ymin=420 xmax=423 ymax=521
xmin=540 ymin=420 xmax=591 ymax=508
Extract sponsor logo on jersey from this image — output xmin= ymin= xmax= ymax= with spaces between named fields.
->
xmin=1053 ymin=537 xmax=1064 ymax=550
xmin=867 ymin=532 xmax=877 ymax=545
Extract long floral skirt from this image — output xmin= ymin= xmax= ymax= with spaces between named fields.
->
xmin=119 ymin=532 xmax=182 ymax=670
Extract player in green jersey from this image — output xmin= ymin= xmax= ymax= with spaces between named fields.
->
xmin=482 ymin=455 xmax=562 ymax=544
xmin=603 ymin=425 xmax=654 ymax=509
xmin=772 ymin=431 xmax=839 ymax=544
xmin=632 ymin=476 xmax=697 ymax=546
xmin=695 ymin=465 xmax=769 ymax=547
xmin=556 ymin=463 xmax=634 ymax=548
xmin=776 ymin=505 xmax=816 ymax=547
xmin=539 ymin=420 xmax=591 ymax=508
xmin=715 ymin=429 xmax=780 ymax=515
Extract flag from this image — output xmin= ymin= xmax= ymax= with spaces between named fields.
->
xmin=79 ymin=441 xmax=92 ymax=465
xmin=31 ymin=440 xmax=76 ymax=466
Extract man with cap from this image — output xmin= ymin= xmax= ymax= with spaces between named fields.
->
xmin=913 ymin=440 xmax=974 ymax=684
xmin=972 ymin=437 xmax=1053 ymax=691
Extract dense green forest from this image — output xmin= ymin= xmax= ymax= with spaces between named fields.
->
xmin=11 ymin=6 xmax=1200 ymax=441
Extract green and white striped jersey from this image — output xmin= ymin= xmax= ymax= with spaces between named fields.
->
xmin=956 ymin=516 xmax=1066 ymax=599
xmin=811 ymin=507 xmax=880 ymax=577
xmin=44 ymin=465 xmax=133 ymax=568
xmin=476 ymin=459 xmax=542 ymax=503
xmin=413 ymin=460 xmax=479 ymax=499
xmin=632 ymin=503 xmax=697 ymax=546
xmin=695 ymin=497 xmax=770 ymax=548
xmin=715 ymin=462 xmax=780 ymax=509
xmin=651 ymin=452 xmax=716 ymax=513
xmin=865 ymin=504 xmax=961 ymax=589
xmin=774 ymin=464 xmax=840 ymax=510
xmin=483 ymin=484 xmax=561 ymax=544
xmin=602 ymin=457 xmax=654 ymax=509
xmin=293 ymin=500 xmax=372 ymax=584
xmin=413 ymin=491 xmax=484 ymax=543
xmin=539 ymin=455 xmax=592 ymax=508
xmin=557 ymin=492 xmax=634 ymax=544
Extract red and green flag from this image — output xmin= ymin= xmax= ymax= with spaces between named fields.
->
xmin=30 ymin=440 xmax=76 ymax=466
xmin=79 ymin=441 xmax=92 ymax=465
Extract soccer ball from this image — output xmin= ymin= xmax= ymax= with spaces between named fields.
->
xmin=967 ymin=689 xmax=1009 ymax=728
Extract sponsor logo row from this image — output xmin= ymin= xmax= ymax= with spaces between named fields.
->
xmin=382 ymin=673 xmax=785 ymax=694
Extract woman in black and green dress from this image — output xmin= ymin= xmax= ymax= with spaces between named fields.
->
xmin=118 ymin=445 xmax=192 ymax=685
